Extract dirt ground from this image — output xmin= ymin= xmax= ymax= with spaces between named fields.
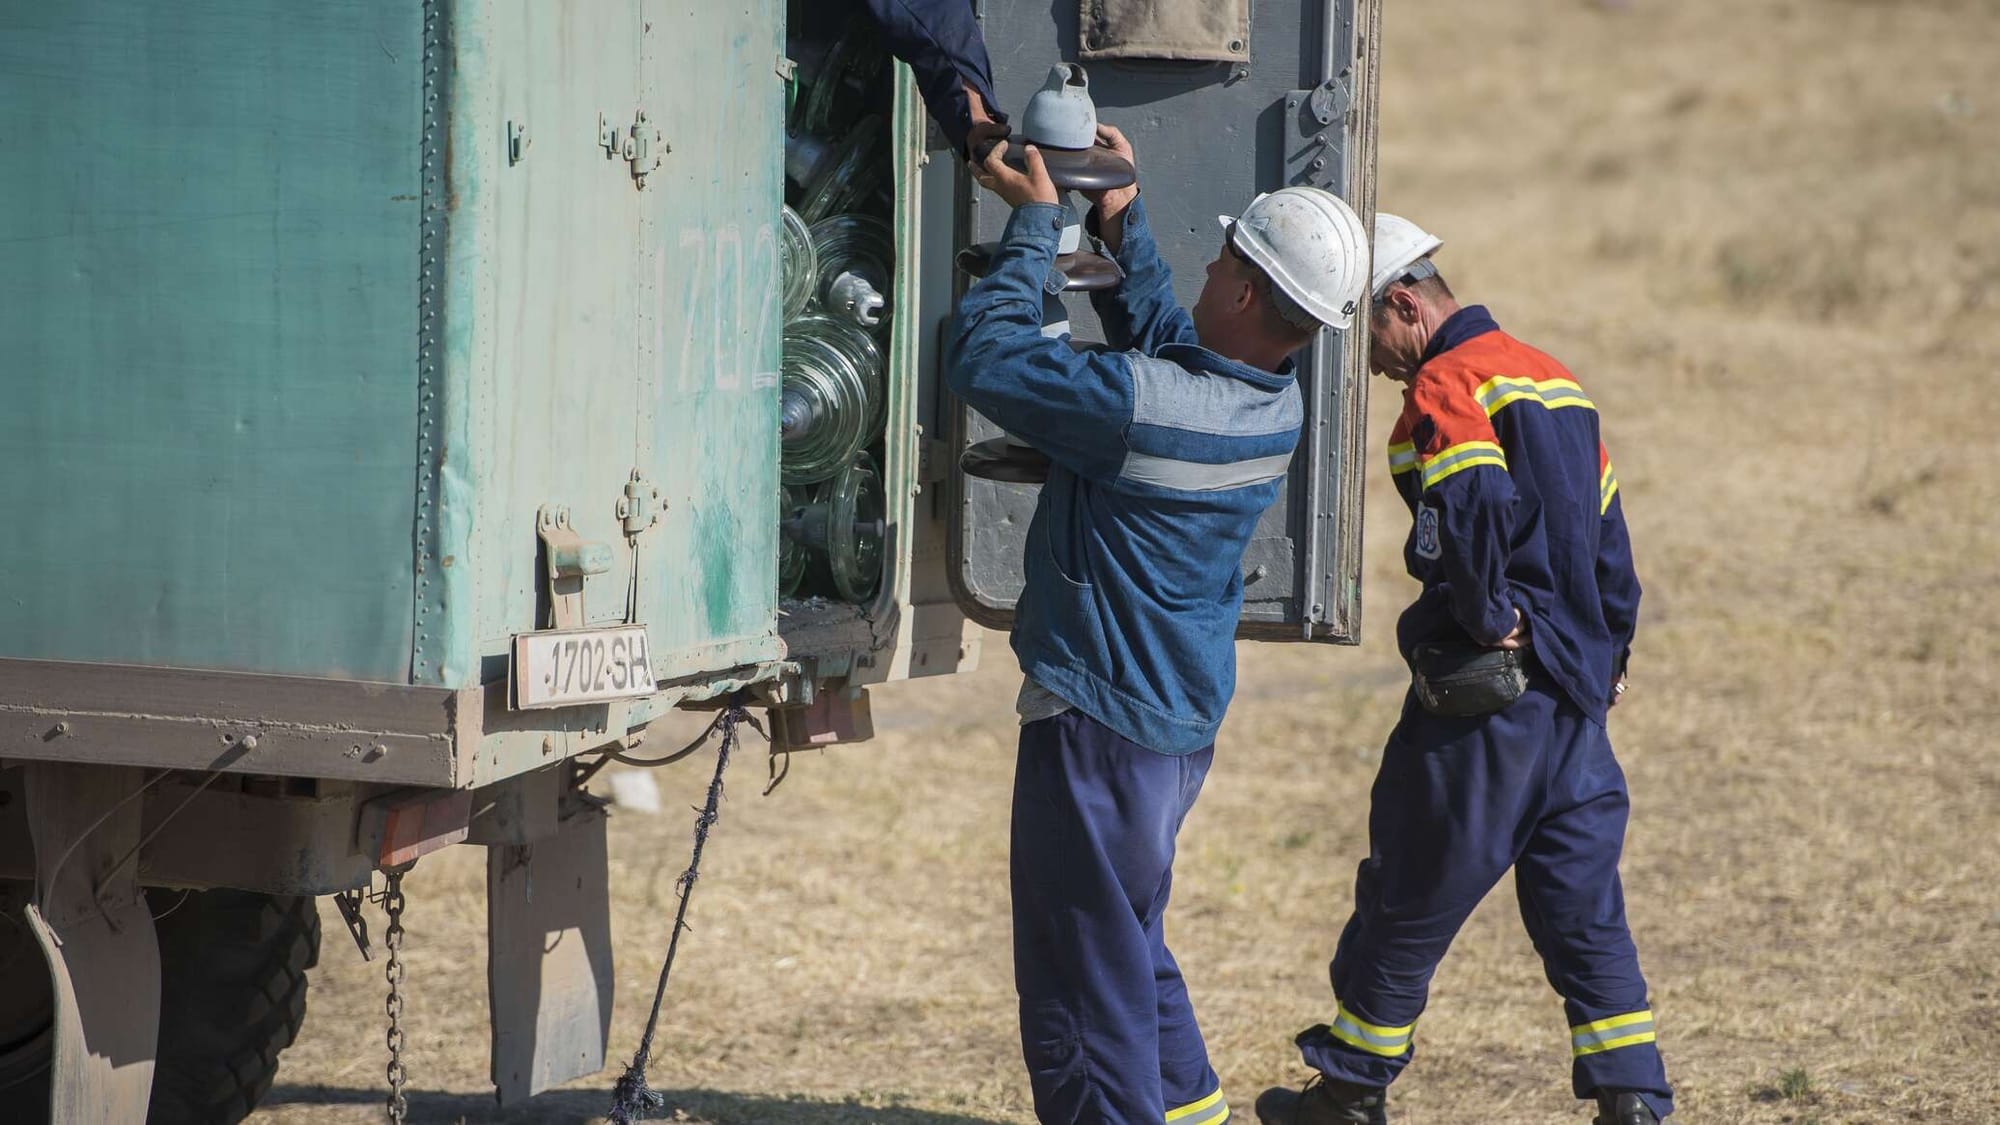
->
xmin=256 ymin=0 xmax=2000 ymax=1121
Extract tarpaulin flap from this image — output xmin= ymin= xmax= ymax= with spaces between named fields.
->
xmin=1078 ymin=0 xmax=1251 ymax=63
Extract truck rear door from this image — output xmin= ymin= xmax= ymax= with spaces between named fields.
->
xmin=946 ymin=0 xmax=1381 ymax=642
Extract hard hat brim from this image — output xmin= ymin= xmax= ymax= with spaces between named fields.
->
xmin=1215 ymin=202 xmax=1363 ymax=332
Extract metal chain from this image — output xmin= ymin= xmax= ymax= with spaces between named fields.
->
xmin=382 ymin=867 xmax=410 ymax=1124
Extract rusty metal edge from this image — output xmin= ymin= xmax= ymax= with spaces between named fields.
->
xmin=0 ymin=658 xmax=466 ymax=786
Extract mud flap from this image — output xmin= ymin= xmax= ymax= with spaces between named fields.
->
xmin=486 ymin=802 xmax=614 ymax=1105
xmin=23 ymin=763 xmax=160 ymax=1123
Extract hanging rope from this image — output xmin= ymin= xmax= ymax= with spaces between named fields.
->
xmin=608 ymin=701 xmax=764 ymax=1124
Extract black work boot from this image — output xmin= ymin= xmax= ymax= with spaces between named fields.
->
xmin=1593 ymin=1090 xmax=1659 ymax=1125
xmin=1254 ymin=1075 xmax=1389 ymax=1125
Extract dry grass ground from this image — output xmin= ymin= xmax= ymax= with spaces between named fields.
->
xmin=256 ymin=0 xmax=2000 ymax=1121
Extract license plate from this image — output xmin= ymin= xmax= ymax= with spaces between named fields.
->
xmin=511 ymin=625 xmax=656 ymax=710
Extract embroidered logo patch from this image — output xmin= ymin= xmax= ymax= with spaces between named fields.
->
xmin=1414 ymin=505 xmax=1442 ymax=560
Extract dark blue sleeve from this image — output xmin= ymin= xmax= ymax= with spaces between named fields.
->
xmin=1422 ymin=464 xmax=1522 ymax=646
xmin=857 ymin=0 xmax=1006 ymax=155
xmin=1597 ymin=490 xmax=1642 ymax=677
xmin=1084 ymin=194 xmax=1199 ymax=354
xmin=947 ymin=203 xmax=1135 ymax=482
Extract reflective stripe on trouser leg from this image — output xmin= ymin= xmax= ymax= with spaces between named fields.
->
xmin=1330 ymin=1002 xmax=1414 ymax=1058
xmin=1166 ymin=1087 xmax=1229 ymax=1125
xmin=1571 ymin=1010 xmax=1655 ymax=1058
xmin=1566 ymin=1006 xmax=1670 ymax=1118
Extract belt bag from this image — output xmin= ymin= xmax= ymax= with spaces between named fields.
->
xmin=1409 ymin=642 xmax=1528 ymax=717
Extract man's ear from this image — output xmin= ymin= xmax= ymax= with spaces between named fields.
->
xmin=1231 ymin=277 xmax=1257 ymax=315
xmin=1388 ymin=287 xmax=1419 ymax=322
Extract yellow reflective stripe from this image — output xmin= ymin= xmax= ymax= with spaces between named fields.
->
xmin=1330 ymin=1024 xmax=1413 ymax=1058
xmin=1166 ymin=1088 xmax=1226 ymax=1122
xmin=1340 ymin=1007 xmax=1413 ymax=1037
xmin=1328 ymin=1003 xmax=1415 ymax=1058
xmin=1600 ymin=463 xmax=1619 ymax=514
xmin=1387 ymin=440 xmax=1419 ymax=475
xmin=1570 ymin=1009 xmax=1657 ymax=1058
xmin=1419 ymin=440 xmax=1507 ymax=489
xmin=1573 ymin=1010 xmax=1653 ymax=1036
xmin=1573 ymin=1030 xmax=1657 ymax=1058
xmin=1474 ymin=375 xmax=1596 ymax=416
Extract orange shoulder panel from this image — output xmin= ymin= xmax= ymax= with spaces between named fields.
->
xmin=1402 ymin=358 xmax=1495 ymax=457
xmin=1455 ymin=330 xmax=1581 ymax=388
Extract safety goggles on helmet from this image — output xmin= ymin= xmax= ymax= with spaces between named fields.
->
xmin=1374 ymin=256 xmax=1438 ymax=299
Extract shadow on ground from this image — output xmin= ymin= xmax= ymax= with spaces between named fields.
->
xmin=265 ymin=1085 xmax=1012 ymax=1125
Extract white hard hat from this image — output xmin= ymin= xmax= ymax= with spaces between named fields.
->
xmin=1215 ymin=187 xmax=1369 ymax=331
xmin=1370 ymin=213 xmax=1443 ymax=298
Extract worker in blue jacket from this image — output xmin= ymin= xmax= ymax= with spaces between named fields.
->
xmin=951 ymin=132 xmax=1370 ymax=1124
xmin=1255 ymin=216 xmax=1670 ymax=1125
xmin=854 ymin=0 xmax=1009 ymax=157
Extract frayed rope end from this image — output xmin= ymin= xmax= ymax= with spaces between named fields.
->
xmin=609 ymin=1061 xmax=667 ymax=1124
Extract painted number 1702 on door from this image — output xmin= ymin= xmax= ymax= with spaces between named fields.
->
xmin=511 ymin=624 xmax=657 ymax=710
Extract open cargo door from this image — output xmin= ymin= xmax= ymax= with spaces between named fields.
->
xmin=628 ymin=0 xmax=787 ymax=684
xmin=944 ymin=0 xmax=1381 ymax=642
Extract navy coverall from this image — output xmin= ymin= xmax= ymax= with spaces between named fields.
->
xmin=1297 ymin=307 xmax=1673 ymax=1117
xmin=950 ymin=197 xmax=1303 ymax=1124
xmin=854 ymin=0 xmax=1006 ymax=155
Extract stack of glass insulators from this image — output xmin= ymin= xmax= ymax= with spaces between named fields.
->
xmin=810 ymin=214 xmax=892 ymax=330
xmin=775 ymin=17 xmax=896 ymax=605
xmin=779 ymin=313 xmax=881 ymax=488
xmin=779 ymin=206 xmax=817 ymax=321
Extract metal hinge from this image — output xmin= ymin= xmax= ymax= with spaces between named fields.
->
xmin=917 ymin=433 xmax=951 ymax=485
xmin=1284 ymin=81 xmax=1350 ymax=190
xmin=775 ymin=55 xmax=797 ymax=82
xmin=599 ymin=110 xmax=667 ymax=188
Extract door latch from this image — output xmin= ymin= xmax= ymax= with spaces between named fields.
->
xmin=538 ymin=505 xmax=613 ymax=629
xmin=599 ymin=110 xmax=666 ymax=188
xmin=617 ymin=471 xmax=662 ymax=537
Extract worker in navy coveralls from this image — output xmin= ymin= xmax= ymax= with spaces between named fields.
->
xmin=1255 ymin=216 xmax=1671 ymax=1125
xmin=949 ymin=131 xmax=1369 ymax=1124
xmin=851 ymin=0 xmax=1009 ymax=158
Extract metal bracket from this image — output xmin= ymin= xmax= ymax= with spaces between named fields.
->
xmin=774 ymin=55 xmax=797 ymax=82
xmin=488 ymin=804 xmax=612 ymax=1105
xmin=616 ymin=471 xmax=662 ymax=537
xmin=358 ymin=786 xmax=473 ymax=868
xmin=537 ymin=506 xmax=613 ymax=630
xmin=770 ymin=687 xmax=874 ymax=750
xmin=507 ymin=120 xmax=530 ymax=166
xmin=917 ymin=432 xmax=951 ymax=486
xmin=23 ymin=762 xmax=161 ymax=1121
xmin=334 ymin=888 xmax=375 ymax=961
xmin=1285 ymin=82 xmax=1351 ymax=190
xmin=598 ymin=110 xmax=666 ymax=188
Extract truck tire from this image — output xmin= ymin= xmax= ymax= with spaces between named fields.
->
xmin=0 ymin=880 xmax=54 ymax=1118
xmin=145 ymin=889 xmax=320 ymax=1125
xmin=0 ymin=886 xmax=317 ymax=1124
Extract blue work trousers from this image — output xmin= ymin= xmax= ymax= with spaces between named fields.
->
xmin=1300 ymin=680 xmax=1674 ymax=1119
xmin=1012 ymin=711 xmax=1229 ymax=1125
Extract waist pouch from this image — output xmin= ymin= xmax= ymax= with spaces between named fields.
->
xmin=1409 ymin=642 xmax=1528 ymax=718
